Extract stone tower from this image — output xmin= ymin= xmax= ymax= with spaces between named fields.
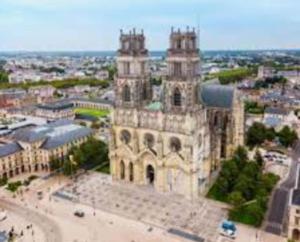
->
xmin=110 ymin=27 xmax=245 ymax=201
xmin=164 ymin=27 xmax=201 ymax=113
xmin=115 ymin=29 xmax=151 ymax=109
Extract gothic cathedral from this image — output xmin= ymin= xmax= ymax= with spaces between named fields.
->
xmin=109 ymin=28 xmax=244 ymax=200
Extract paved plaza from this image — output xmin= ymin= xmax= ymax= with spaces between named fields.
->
xmin=55 ymin=172 xmax=227 ymax=242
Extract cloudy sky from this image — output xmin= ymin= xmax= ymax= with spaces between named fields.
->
xmin=0 ymin=0 xmax=299 ymax=51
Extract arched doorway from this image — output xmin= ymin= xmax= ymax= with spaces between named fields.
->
xmin=120 ymin=160 xmax=125 ymax=180
xmin=293 ymin=229 xmax=300 ymax=241
xmin=146 ymin=165 xmax=155 ymax=185
xmin=129 ymin=162 xmax=134 ymax=182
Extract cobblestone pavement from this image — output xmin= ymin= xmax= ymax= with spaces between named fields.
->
xmin=55 ymin=172 xmax=227 ymax=242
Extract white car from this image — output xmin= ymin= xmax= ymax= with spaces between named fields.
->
xmin=0 ymin=210 xmax=7 ymax=221
xmin=220 ymin=229 xmax=236 ymax=239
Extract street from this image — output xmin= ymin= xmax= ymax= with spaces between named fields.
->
xmin=265 ymin=141 xmax=300 ymax=235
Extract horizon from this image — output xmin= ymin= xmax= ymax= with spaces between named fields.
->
xmin=1 ymin=0 xmax=300 ymax=51
xmin=1 ymin=48 xmax=300 ymax=53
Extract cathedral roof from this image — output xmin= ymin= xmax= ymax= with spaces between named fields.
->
xmin=199 ymin=83 xmax=235 ymax=109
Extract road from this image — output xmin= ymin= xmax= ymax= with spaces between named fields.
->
xmin=0 ymin=198 xmax=62 ymax=242
xmin=265 ymin=141 xmax=300 ymax=235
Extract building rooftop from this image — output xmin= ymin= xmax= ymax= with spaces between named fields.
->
xmin=0 ymin=142 xmax=23 ymax=158
xmin=13 ymin=119 xmax=93 ymax=150
xmin=265 ymin=107 xmax=289 ymax=116
xmin=36 ymin=101 xmax=73 ymax=111
xmin=199 ymin=83 xmax=235 ymax=109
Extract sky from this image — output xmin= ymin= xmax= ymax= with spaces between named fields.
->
xmin=0 ymin=0 xmax=299 ymax=51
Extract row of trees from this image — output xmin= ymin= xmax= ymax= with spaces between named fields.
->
xmin=209 ymin=68 xmax=256 ymax=85
xmin=50 ymin=137 xmax=108 ymax=176
xmin=0 ymin=78 xmax=110 ymax=90
xmin=208 ymin=146 xmax=279 ymax=226
xmin=254 ymin=76 xmax=287 ymax=89
xmin=247 ymin=122 xmax=298 ymax=148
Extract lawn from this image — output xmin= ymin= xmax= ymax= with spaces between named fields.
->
xmin=75 ymin=108 xmax=110 ymax=118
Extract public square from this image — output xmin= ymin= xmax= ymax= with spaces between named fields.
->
xmin=55 ymin=172 xmax=229 ymax=242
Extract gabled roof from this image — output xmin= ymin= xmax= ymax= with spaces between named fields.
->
xmin=36 ymin=101 xmax=73 ymax=111
xmin=13 ymin=120 xmax=93 ymax=149
xmin=0 ymin=142 xmax=23 ymax=158
xmin=265 ymin=107 xmax=289 ymax=116
xmin=41 ymin=126 xmax=92 ymax=150
xmin=199 ymin=83 xmax=235 ymax=109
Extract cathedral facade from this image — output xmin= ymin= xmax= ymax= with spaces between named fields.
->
xmin=109 ymin=28 xmax=244 ymax=200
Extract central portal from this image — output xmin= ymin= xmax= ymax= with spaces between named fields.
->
xmin=146 ymin=165 xmax=155 ymax=185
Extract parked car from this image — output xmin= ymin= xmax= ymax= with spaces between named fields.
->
xmin=74 ymin=210 xmax=85 ymax=218
xmin=219 ymin=220 xmax=236 ymax=239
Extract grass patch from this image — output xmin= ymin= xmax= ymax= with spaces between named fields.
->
xmin=95 ymin=163 xmax=110 ymax=174
xmin=75 ymin=108 xmax=110 ymax=118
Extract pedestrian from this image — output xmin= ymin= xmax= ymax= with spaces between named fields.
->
xmin=20 ymin=230 xmax=23 ymax=236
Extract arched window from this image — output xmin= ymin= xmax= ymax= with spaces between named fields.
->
xmin=144 ymin=133 xmax=154 ymax=149
xmin=120 ymin=130 xmax=131 ymax=144
xmin=143 ymin=83 xmax=147 ymax=100
xmin=173 ymin=88 xmax=182 ymax=106
xmin=170 ymin=137 xmax=181 ymax=152
xmin=120 ymin=160 xmax=125 ymax=180
xmin=129 ymin=162 xmax=134 ymax=182
xmin=123 ymin=85 xmax=131 ymax=102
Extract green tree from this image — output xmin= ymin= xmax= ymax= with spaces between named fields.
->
xmin=49 ymin=158 xmax=62 ymax=171
xmin=228 ymin=191 xmax=246 ymax=207
xmin=254 ymin=151 xmax=264 ymax=167
xmin=220 ymin=160 xmax=239 ymax=189
xmin=233 ymin=146 xmax=248 ymax=170
xmin=247 ymin=122 xmax=275 ymax=147
xmin=277 ymin=126 xmax=298 ymax=147
xmin=234 ymin=174 xmax=255 ymax=201
xmin=244 ymin=202 xmax=264 ymax=226
xmin=0 ymin=71 xmax=8 ymax=83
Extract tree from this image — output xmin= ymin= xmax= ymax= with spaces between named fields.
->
xmin=0 ymin=71 xmax=8 ymax=83
xmin=247 ymin=122 xmax=276 ymax=148
xmin=233 ymin=146 xmax=248 ymax=170
xmin=234 ymin=174 xmax=255 ymax=201
xmin=91 ymin=121 xmax=101 ymax=129
xmin=277 ymin=126 xmax=298 ymax=147
xmin=49 ymin=158 xmax=62 ymax=171
xmin=244 ymin=202 xmax=264 ymax=226
xmin=254 ymin=151 xmax=264 ymax=167
xmin=215 ymin=176 xmax=230 ymax=196
xmin=220 ymin=160 xmax=239 ymax=189
xmin=228 ymin=191 xmax=246 ymax=207
xmin=242 ymin=162 xmax=260 ymax=180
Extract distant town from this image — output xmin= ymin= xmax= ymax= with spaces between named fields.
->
xmin=0 ymin=45 xmax=300 ymax=242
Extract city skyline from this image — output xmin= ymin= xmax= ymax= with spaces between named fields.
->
xmin=1 ymin=0 xmax=300 ymax=51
